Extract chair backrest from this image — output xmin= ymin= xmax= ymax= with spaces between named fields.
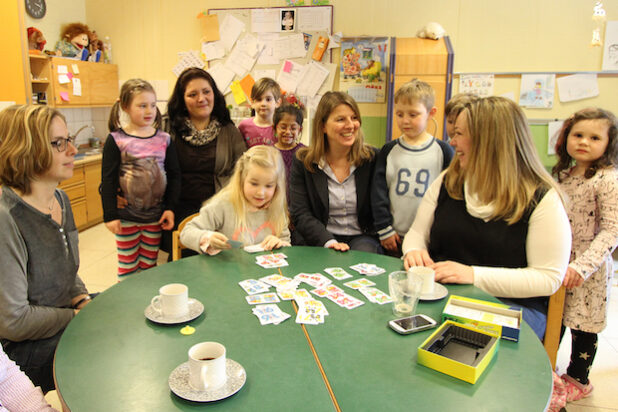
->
xmin=543 ymin=285 xmax=566 ymax=370
xmin=172 ymin=213 xmax=199 ymax=261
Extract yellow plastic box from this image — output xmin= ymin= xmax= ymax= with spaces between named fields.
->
xmin=417 ymin=320 xmax=499 ymax=384
xmin=441 ymin=295 xmax=522 ymax=342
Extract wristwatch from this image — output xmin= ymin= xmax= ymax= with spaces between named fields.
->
xmin=74 ymin=295 xmax=92 ymax=309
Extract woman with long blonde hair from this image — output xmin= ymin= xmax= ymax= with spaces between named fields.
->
xmin=180 ymin=145 xmax=290 ymax=254
xmin=402 ymin=96 xmax=571 ymax=340
xmin=289 ymin=91 xmax=380 ymax=252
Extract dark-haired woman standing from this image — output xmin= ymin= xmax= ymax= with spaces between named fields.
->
xmin=161 ymin=68 xmax=246 ymax=256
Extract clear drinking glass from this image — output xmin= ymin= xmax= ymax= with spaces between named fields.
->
xmin=388 ymin=271 xmax=423 ymax=317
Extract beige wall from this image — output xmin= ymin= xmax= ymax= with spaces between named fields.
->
xmin=25 ymin=0 xmax=87 ymax=51
xmin=69 ymin=0 xmax=615 ymax=118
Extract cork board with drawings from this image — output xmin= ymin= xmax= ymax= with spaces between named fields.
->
xmin=204 ymin=5 xmax=335 ymax=109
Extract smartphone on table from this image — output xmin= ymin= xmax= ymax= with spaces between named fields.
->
xmin=388 ymin=314 xmax=437 ymax=335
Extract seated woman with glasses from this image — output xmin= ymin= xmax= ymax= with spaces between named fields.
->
xmin=0 ymin=105 xmax=91 ymax=393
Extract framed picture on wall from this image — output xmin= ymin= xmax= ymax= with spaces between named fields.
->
xmin=281 ymin=9 xmax=296 ymax=32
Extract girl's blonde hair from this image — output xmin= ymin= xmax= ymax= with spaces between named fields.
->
xmin=552 ymin=107 xmax=618 ymax=181
xmin=297 ymin=91 xmax=374 ymax=171
xmin=0 ymin=105 xmax=65 ymax=195
xmin=444 ymin=96 xmax=561 ymax=224
xmin=108 ymin=78 xmax=161 ymax=132
xmin=208 ymin=145 xmax=288 ymax=236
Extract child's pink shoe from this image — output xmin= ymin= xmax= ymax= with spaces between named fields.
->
xmin=548 ymin=371 xmax=567 ymax=412
xmin=562 ymin=374 xmax=593 ymax=402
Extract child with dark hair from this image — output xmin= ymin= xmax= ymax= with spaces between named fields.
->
xmin=273 ymin=102 xmax=305 ymax=204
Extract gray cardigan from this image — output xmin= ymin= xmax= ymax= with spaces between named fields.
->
xmin=0 ymin=187 xmax=87 ymax=342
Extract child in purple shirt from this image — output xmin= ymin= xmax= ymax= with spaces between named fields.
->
xmin=273 ymin=103 xmax=305 ymax=204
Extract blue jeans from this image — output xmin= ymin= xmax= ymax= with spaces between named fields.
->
xmin=498 ymin=296 xmax=548 ymax=341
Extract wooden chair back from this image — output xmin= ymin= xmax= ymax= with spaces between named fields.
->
xmin=172 ymin=213 xmax=199 ymax=261
xmin=543 ymin=285 xmax=566 ymax=369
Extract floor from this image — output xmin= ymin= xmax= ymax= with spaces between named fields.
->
xmin=45 ymin=223 xmax=618 ymax=411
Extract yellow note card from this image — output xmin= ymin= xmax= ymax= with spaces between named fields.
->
xmin=199 ymin=14 xmax=220 ymax=42
xmin=230 ymin=80 xmax=247 ymax=105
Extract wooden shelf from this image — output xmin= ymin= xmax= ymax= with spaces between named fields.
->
xmin=26 ymin=55 xmax=118 ymax=107
xmin=28 ymin=54 xmax=50 ymax=60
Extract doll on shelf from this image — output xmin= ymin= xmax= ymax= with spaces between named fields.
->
xmin=55 ymin=22 xmax=91 ymax=61
xmin=27 ymin=27 xmax=46 ymax=54
xmin=88 ymin=30 xmax=103 ymax=62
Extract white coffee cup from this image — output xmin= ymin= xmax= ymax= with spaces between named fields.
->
xmin=151 ymin=283 xmax=188 ymax=318
xmin=188 ymin=342 xmax=227 ymax=391
xmin=408 ymin=266 xmax=435 ymax=295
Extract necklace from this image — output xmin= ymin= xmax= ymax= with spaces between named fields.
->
xmin=48 ymin=197 xmax=55 ymax=212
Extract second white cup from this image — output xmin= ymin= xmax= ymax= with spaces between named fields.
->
xmin=188 ymin=342 xmax=227 ymax=391
xmin=151 ymin=283 xmax=189 ymax=318
xmin=408 ymin=266 xmax=435 ymax=295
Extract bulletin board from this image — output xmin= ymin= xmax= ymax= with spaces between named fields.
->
xmin=205 ymin=5 xmax=335 ymax=108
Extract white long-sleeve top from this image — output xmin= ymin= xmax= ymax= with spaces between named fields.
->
xmin=0 ymin=348 xmax=56 ymax=412
xmin=402 ymin=172 xmax=571 ymax=298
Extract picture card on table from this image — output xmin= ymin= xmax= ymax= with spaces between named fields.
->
xmin=324 ymin=267 xmax=353 ymax=280
xmin=238 ymin=279 xmax=271 ymax=295
xmin=358 ymin=287 xmax=393 ymax=305
xmin=252 ymin=304 xmax=290 ymax=325
xmin=343 ymin=278 xmax=376 ymax=290
xmin=246 ymin=292 xmax=280 ymax=305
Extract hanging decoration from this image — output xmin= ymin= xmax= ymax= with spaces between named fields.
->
xmin=591 ymin=1 xmax=606 ymax=47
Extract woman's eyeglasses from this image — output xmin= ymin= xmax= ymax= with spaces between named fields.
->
xmin=50 ymin=137 xmax=75 ymax=153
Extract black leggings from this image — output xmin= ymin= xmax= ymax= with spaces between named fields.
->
xmin=560 ymin=326 xmax=598 ymax=385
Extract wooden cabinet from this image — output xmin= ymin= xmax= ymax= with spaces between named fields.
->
xmin=50 ymin=57 xmax=119 ymax=107
xmin=24 ymin=55 xmax=119 ymax=107
xmin=387 ymin=37 xmax=454 ymax=141
xmin=59 ymin=158 xmax=103 ymax=231
xmin=29 ymin=55 xmax=53 ymax=104
xmin=84 ymin=162 xmax=103 ymax=223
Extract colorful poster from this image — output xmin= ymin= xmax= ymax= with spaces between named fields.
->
xmin=459 ymin=74 xmax=494 ymax=97
xmin=338 ymin=37 xmax=388 ymax=103
xmin=519 ymin=74 xmax=555 ymax=109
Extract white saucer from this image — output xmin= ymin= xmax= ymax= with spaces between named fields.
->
xmin=419 ymin=283 xmax=449 ymax=301
xmin=144 ymin=298 xmax=204 ymax=324
xmin=169 ymin=359 xmax=246 ymax=402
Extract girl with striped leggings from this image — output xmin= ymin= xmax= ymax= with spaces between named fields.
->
xmin=101 ymin=79 xmax=180 ymax=277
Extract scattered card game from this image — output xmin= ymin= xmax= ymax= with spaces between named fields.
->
xmin=239 ymin=257 xmax=393 ymax=325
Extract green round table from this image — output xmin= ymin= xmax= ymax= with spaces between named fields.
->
xmin=54 ymin=247 xmax=552 ymax=411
